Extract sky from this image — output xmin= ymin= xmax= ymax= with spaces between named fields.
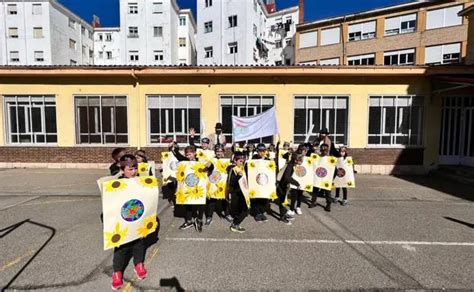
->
xmin=58 ymin=0 xmax=415 ymax=28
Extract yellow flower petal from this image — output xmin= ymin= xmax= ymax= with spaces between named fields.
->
xmin=104 ymin=222 xmax=128 ymax=248
xmin=104 ymin=180 xmax=127 ymax=192
xmin=137 ymin=215 xmax=158 ymax=238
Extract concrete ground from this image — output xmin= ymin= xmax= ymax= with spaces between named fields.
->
xmin=0 ymin=168 xmax=473 ymax=291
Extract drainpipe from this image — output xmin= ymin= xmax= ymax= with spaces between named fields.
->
xmin=341 ymin=16 xmax=346 ymax=65
xmin=131 ymin=69 xmax=141 ymax=150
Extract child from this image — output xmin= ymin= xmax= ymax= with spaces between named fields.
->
xmin=109 ymin=148 xmax=127 ymax=176
xmin=189 ymin=128 xmax=211 ymax=150
xmin=287 ymin=151 xmax=306 ymax=216
xmin=334 ymin=146 xmax=351 ymax=206
xmin=250 ymin=143 xmax=270 ymax=223
xmin=309 ymin=143 xmax=332 ymax=212
xmin=228 ymin=151 xmax=249 ymax=233
xmin=135 ymin=150 xmax=148 ymax=163
xmin=276 ymin=152 xmax=304 ymax=224
xmin=111 ymin=154 xmax=148 ymax=290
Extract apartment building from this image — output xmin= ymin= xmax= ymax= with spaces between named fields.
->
xmin=197 ymin=0 xmax=298 ymax=65
xmin=0 ymin=0 xmax=94 ymax=65
xmin=119 ymin=0 xmax=196 ymax=65
xmin=296 ymin=0 xmax=472 ymax=66
xmin=94 ymin=28 xmax=121 ymax=65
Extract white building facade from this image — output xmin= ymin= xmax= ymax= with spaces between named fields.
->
xmin=94 ymin=28 xmax=121 ymax=65
xmin=197 ymin=0 xmax=298 ymax=65
xmin=0 ymin=0 xmax=94 ymax=65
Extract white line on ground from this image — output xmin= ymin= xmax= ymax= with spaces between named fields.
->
xmin=0 ymin=196 xmax=40 ymax=211
xmin=166 ymin=237 xmax=474 ymax=247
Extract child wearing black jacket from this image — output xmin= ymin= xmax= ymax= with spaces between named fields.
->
xmin=227 ymin=151 xmax=249 ymax=233
xmin=276 ymin=152 xmax=304 ymax=224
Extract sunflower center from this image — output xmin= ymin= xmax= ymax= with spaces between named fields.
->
xmin=141 ymin=168 xmax=146 ymax=172
xmin=146 ymin=222 xmax=154 ymax=229
xmin=145 ymin=178 xmax=153 ymax=184
xmin=111 ymin=234 xmax=121 ymax=243
xmin=218 ymin=187 xmax=223 ymax=192
xmin=112 ymin=181 xmax=121 ymax=188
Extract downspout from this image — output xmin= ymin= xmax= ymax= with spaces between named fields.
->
xmin=131 ymin=69 xmax=141 ymax=150
xmin=341 ymin=16 xmax=346 ymax=65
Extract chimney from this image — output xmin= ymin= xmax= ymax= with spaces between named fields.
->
xmin=265 ymin=0 xmax=276 ymax=14
xmin=298 ymin=0 xmax=304 ymax=24
xmin=92 ymin=15 xmax=101 ymax=28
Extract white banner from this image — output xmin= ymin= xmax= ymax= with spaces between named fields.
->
xmin=232 ymin=107 xmax=279 ymax=142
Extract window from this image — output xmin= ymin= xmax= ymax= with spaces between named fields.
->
xmin=253 ymin=24 xmax=257 ymax=37
xmin=275 ymin=60 xmax=283 ymax=66
xmin=384 ymin=49 xmax=415 ymax=65
xmin=368 ymin=95 xmax=423 ymax=146
xmin=205 ymin=0 xmax=212 ymax=8
xmin=88 ymin=31 xmax=93 ymax=40
xmin=299 ymin=31 xmax=317 ymax=48
xmin=89 ymin=49 xmax=94 ymax=58
xmin=348 ymin=53 xmax=375 ymax=65
xmin=179 ymin=59 xmax=186 ymax=65
xmin=98 ymin=34 xmax=103 ymax=41
xmin=8 ymin=27 xmax=18 ymax=38
xmin=204 ymin=46 xmax=213 ymax=58
xmin=348 ymin=21 xmax=375 ymax=41
xmin=299 ymin=60 xmax=317 ymax=65
xmin=152 ymin=2 xmax=163 ymax=14
xmin=106 ymin=33 xmax=112 ymax=41
xmin=204 ymin=21 xmax=213 ymax=33
xmin=75 ymin=96 xmax=128 ymax=144
xmin=34 ymin=51 xmax=44 ymax=62
xmin=153 ymin=26 xmax=163 ymax=37
xmin=32 ymin=4 xmax=42 ymax=15
xmin=425 ymin=43 xmax=461 ymax=65
xmin=99 ymin=51 xmax=104 ymax=58
xmin=228 ymin=15 xmax=238 ymax=28
xmin=220 ymin=95 xmax=275 ymax=143
xmin=9 ymin=51 xmax=20 ymax=62
xmin=180 ymin=16 xmax=186 ymax=26
xmin=106 ymin=51 xmax=112 ymax=59
xmin=385 ymin=13 xmax=416 ymax=36
xmin=82 ymin=45 xmax=87 ymax=56
xmin=154 ymin=50 xmax=164 ymax=61
xmin=321 ymin=27 xmax=340 ymax=46
xmin=319 ymin=58 xmax=340 ymax=65
xmin=128 ymin=26 xmax=138 ymax=38
xmin=148 ymin=95 xmax=201 ymax=144
xmin=7 ymin=4 xmax=17 ymax=15
xmin=228 ymin=42 xmax=238 ymax=54
xmin=68 ymin=18 xmax=76 ymax=29
xmin=33 ymin=27 xmax=43 ymax=38
xmin=285 ymin=38 xmax=292 ymax=46
xmin=69 ymin=39 xmax=76 ymax=50
xmin=275 ymin=40 xmax=282 ymax=48
xmin=179 ymin=38 xmax=186 ymax=47
xmin=128 ymin=3 xmax=138 ymax=14
xmin=4 ymin=95 xmax=57 ymax=144
xmin=294 ymin=96 xmax=348 ymax=144
xmin=426 ymin=5 xmax=463 ymax=30
xmin=285 ymin=58 xmax=291 ymax=65
xmin=70 ymin=59 xmax=77 ymax=65
xmin=129 ymin=51 xmax=139 ymax=62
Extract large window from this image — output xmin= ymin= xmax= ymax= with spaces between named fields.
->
xmin=128 ymin=3 xmax=138 ymax=14
xmin=204 ymin=21 xmax=213 ymax=33
xmin=348 ymin=20 xmax=376 ymax=42
xmin=299 ymin=31 xmax=317 ymax=48
xmin=294 ymin=96 xmax=348 ymax=144
xmin=385 ymin=13 xmax=416 ymax=36
xmin=384 ymin=48 xmax=415 ymax=65
xmin=220 ymin=95 xmax=274 ymax=144
xmin=348 ymin=53 xmax=375 ymax=65
xmin=321 ymin=27 xmax=340 ymax=46
xmin=368 ymin=95 xmax=423 ymax=146
xmin=75 ymin=96 xmax=128 ymax=144
xmin=426 ymin=5 xmax=463 ymax=30
xmin=148 ymin=95 xmax=201 ymax=144
xmin=4 ymin=95 xmax=57 ymax=144
xmin=425 ymin=43 xmax=461 ymax=65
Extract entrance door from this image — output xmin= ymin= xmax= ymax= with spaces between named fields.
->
xmin=439 ymin=96 xmax=474 ymax=166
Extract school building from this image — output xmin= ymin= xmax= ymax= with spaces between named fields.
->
xmin=0 ymin=63 xmax=473 ymax=174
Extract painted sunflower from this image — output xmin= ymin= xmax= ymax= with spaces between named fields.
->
xmin=248 ymin=161 xmax=256 ymax=169
xmin=176 ymin=188 xmax=188 ymax=204
xmin=137 ymin=215 xmax=158 ymax=238
xmin=269 ymin=191 xmax=278 ymax=201
xmin=139 ymin=176 xmax=158 ymax=188
xmin=267 ymin=161 xmax=276 ymax=172
xmin=320 ymin=181 xmax=331 ymax=190
xmin=347 ymin=181 xmax=354 ymax=187
xmin=104 ymin=223 xmax=128 ymax=249
xmin=305 ymin=185 xmax=313 ymax=192
xmin=161 ymin=152 xmax=170 ymax=160
xmin=328 ymin=156 xmax=337 ymax=165
xmin=306 ymin=158 xmax=314 ymax=166
xmin=216 ymin=160 xmax=230 ymax=174
xmin=311 ymin=154 xmax=319 ymax=160
xmin=104 ymin=179 xmax=127 ymax=193
xmin=249 ymin=189 xmax=257 ymax=199
xmin=176 ymin=163 xmax=187 ymax=183
xmin=192 ymin=162 xmax=208 ymax=179
xmin=214 ymin=181 xmax=226 ymax=199
xmin=186 ymin=185 xmax=205 ymax=200
xmin=138 ymin=163 xmax=149 ymax=174
xmin=346 ymin=158 xmax=353 ymax=166
xmin=283 ymin=197 xmax=289 ymax=206
xmin=197 ymin=151 xmax=205 ymax=159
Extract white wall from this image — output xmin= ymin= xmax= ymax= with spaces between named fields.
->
xmin=94 ymin=29 xmax=121 ymax=65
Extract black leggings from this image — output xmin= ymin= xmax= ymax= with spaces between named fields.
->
xmin=335 ymin=188 xmax=348 ymax=200
xmin=185 ymin=205 xmax=204 ymax=222
xmin=230 ymin=192 xmax=249 ymax=225
xmin=205 ymin=198 xmax=230 ymax=218
xmin=113 ymin=239 xmax=145 ymax=272
xmin=250 ymin=198 xmax=268 ymax=216
xmin=290 ymin=189 xmax=304 ymax=210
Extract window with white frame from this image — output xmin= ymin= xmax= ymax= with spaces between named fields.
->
xmin=426 ymin=5 xmax=463 ymax=30
xmin=205 ymin=0 xmax=212 ymax=8
xmin=348 ymin=20 xmax=375 ymax=41
xmin=33 ymin=27 xmax=43 ymax=38
xmin=299 ymin=31 xmax=317 ymax=48
xmin=148 ymin=95 xmax=201 ymax=144
xmin=98 ymin=34 xmax=103 ymax=41
xmin=81 ymin=26 xmax=86 ymax=35
xmin=128 ymin=2 xmax=138 ymax=14
xmin=425 ymin=43 xmax=461 ymax=65
xmin=228 ymin=42 xmax=238 ymax=54
xmin=228 ymin=15 xmax=238 ymax=28
xmin=69 ymin=39 xmax=76 ymax=50
xmin=204 ymin=46 xmax=213 ymax=58
xmin=385 ymin=13 xmax=416 ymax=36
xmin=179 ymin=37 xmax=186 ymax=47
xmin=106 ymin=51 xmax=112 ymax=59
xmin=368 ymin=95 xmax=423 ymax=146
xmin=99 ymin=51 xmax=104 ymax=58
xmin=321 ymin=27 xmax=340 ymax=46
xmin=128 ymin=26 xmax=138 ymax=38
xmin=294 ymin=96 xmax=348 ymax=144
xmin=299 ymin=60 xmax=317 ymax=65
xmin=153 ymin=26 xmax=163 ymax=37
xmin=9 ymin=51 xmax=19 ymax=62
xmin=154 ymin=50 xmax=164 ymax=61
xmin=68 ymin=18 xmax=76 ymax=29
xmin=32 ymin=4 xmax=42 ymax=15
xmin=8 ymin=27 xmax=18 ymax=38
xmin=88 ymin=31 xmax=93 ymax=39
xmin=220 ymin=95 xmax=275 ymax=143
xmin=204 ymin=21 xmax=213 ymax=33
xmin=7 ymin=4 xmax=17 ymax=15
xmin=34 ymin=51 xmax=44 ymax=62
xmin=75 ymin=95 xmax=128 ymax=144
xmin=129 ymin=51 xmax=139 ymax=62
xmin=4 ymin=95 xmax=57 ymax=144
xmin=319 ymin=58 xmax=340 ymax=65
xmin=348 ymin=53 xmax=375 ymax=65
xmin=106 ymin=33 xmax=112 ymax=41
xmin=384 ymin=48 xmax=415 ymax=65
xmin=152 ymin=2 xmax=163 ymax=14
xmin=180 ymin=16 xmax=186 ymax=26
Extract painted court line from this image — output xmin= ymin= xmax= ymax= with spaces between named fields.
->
xmin=166 ymin=237 xmax=474 ymax=247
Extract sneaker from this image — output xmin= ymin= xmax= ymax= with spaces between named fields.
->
xmin=324 ymin=204 xmax=331 ymax=212
xmin=287 ymin=210 xmax=295 ymax=217
xmin=195 ymin=219 xmax=203 ymax=232
xmin=308 ymin=201 xmax=317 ymax=208
xmin=342 ymin=200 xmax=348 ymax=206
xmin=111 ymin=271 xmax=123 ymax=290
xmin=205 ymin=217 xmax=213 ymax=226
xmin=285 ymin=214 xmax=295 ymax=221
xmin=261 ymin=214 xmax=268 ymax=222
xmin=230 ymin=224 xmax=246 ymax=233
xmin=225 ymin=214 xmax=234 ymax=223
xmin=280 ymin=216 xmax=292 ymax=225
xmin=179 ymin=221 xmax=194 ymax=230
xmin=254 ymin=214 xmax=263 ymax=223
xmin=134 ymin=263 xmax=147 ymax=280
xmin=296 ymin=207 xmax=302 ymax=215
